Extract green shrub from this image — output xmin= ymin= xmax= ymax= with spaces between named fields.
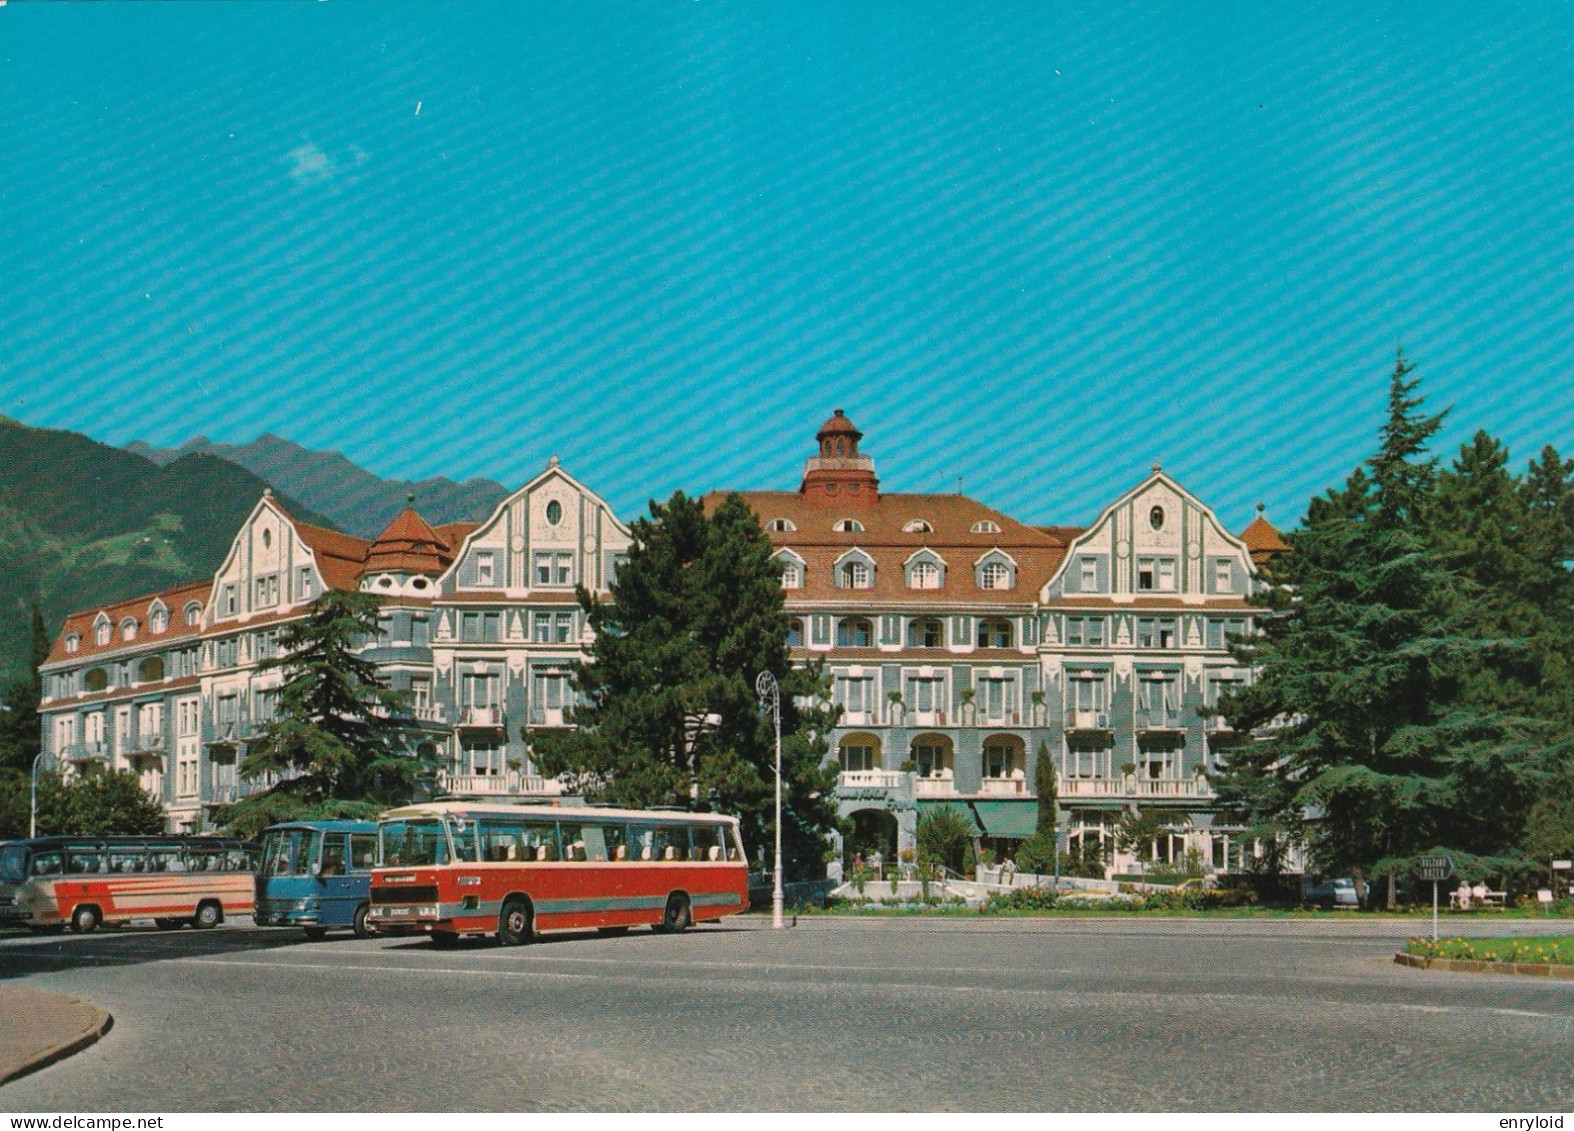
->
xmin=1014 ymin=832 xmax=1057 ymax=875
xmin=983 ymin=887 xmax=1059 ymax=913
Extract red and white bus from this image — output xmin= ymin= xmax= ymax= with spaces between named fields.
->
xmin=0 ymin=835 xmax=258 ymax=933
xmin=366 ymin=802 xmax=749 ymax=945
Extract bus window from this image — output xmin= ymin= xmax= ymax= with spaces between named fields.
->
xmin=627 ymin=824 xmax=655 ymax=861
xmin=65 ymin=847 xmax=105 ymax=874
xmin=107 ymin=848 xmax=144 ymax=873
xmin=381 ymin=819 xmax=449 ymax=867
xmin=350 ymin=833 xmax=378 ymax=871
xmin=148 ymin=846 xmax=186 ymax=872
xmin=262 ymin=829 xmax=319 ymax=876
xmin=233 ymin=846 xmax=258 ymax=872
xmin=692 ymin=824 xmax=725 ymax=861
xmin=652 ymin=825 xmax=690 ymax=862
xmin=0 ymin=844 xmax=26 ymax=883
xmin=727 ymin=825 xmax=746 ymax=862
xmin=320 ymin=835 xmax=348 ymax=876
xmin=557 ymin=822 xmax=607 ymax=862
xmin=449 ymin=820 xmax=479 ymax=863
xmin=188 ymin=846 xmax=222 ymax=872
xmin=31 ymin=850 xmax=63 ymax=876
xmin=603 ymin=823 xmax=628 ymax=862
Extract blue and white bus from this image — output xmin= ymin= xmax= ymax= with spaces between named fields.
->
xmin=254 ymin=820 xmax=379 ymax=938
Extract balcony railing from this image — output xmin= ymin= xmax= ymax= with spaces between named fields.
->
xmin=1066 ymin=710 xmax=1111 ymax=731
xmin=457 ymin=705 xmax=505 ymax=728
xmin=528 ymin=707 xmax=571 ymax=728
xmin=63 ymin=742 xmax=109 ymax=765
xmin=913 ymin=775 xmax=958 ymax=798
xmin=838 ymin=770 xmax=905 ymax=790
xmin=412 ymin=704 xmax=446 ymax=723
xmin=204 ymin=777 xmax=276 ymax=805
xmin=437 ymin=771 xmax=564 ymax=798
xmin=1136 ymin=711 xmax=1186 ymax=731
xmin=1059 ymin=777 xmax=1213 ymax=799
xmin=979 ymin=776 xmax=1029 ymax=797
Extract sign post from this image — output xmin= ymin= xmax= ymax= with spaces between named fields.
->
xmin=1418 ymin=855 xmax=1455 ymax=942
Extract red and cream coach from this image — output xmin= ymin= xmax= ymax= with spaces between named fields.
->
xmin=367 ymin=802 xmax=750 ymax=945
xmin=0 ymin=834 xmax=257 ymax=933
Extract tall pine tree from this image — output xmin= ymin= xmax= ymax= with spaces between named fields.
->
xmin=532 ymin=492 xmax=842 ymax=880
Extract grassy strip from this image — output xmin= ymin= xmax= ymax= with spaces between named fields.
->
xmin=1404 ymin=936 xmax=1574 ymax=964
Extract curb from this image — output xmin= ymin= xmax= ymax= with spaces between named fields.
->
xmin=1394 ymin=951 xmax=1574 ymax=979
xmin=0 ymin=998 xmax=113 ymax=1087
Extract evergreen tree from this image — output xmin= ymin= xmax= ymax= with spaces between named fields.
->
xmin=0 ymin=605 xmax=48 ymax=775
xmin=1034 ymin=740 xmax=1058 ymax=836
xmin=224 ymin=590 xmax=413 ymax=834
xmin=1215 ymin=351 xmax=1535 ymax=882
xmin=532 ymin=492 xmax=841 ymax=880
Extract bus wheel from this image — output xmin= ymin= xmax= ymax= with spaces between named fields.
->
xmin=192 ymin=901 xmax=222 ymax=930
xmin=352 ymin=904 xmax=372 ymax=940
xmin=70 ymin=905 xmax=100 ymax=934
xmin=303 ymin=927 xmax=328 ymax=940
xmin=498 ymin=896 xmax=534 ymax=946
xmin=154 ymin=918 xmax=183 ymax=931
xmin=656 ymin=893 xmax=691 ymax=934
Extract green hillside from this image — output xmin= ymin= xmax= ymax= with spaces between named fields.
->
xmin=0 ymin=416 xmax=338 ymax=687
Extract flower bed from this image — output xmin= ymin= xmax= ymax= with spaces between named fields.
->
xmin=1404 ymin=935 xmax=1574 ymax=965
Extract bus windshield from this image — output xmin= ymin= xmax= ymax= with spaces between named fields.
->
xmin=261 ymin=828 xmax=320 ymax=876
xmin=380 ymin=820 xmax=450 ymax=867
xmin=0 ymin=845 xmax=25 ymax=883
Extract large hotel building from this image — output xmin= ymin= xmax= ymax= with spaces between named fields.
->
xmin=37 ymin=412 xmax=1286 ymax=876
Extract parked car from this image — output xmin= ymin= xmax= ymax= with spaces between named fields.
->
xmin=1303 ymin=877 xmax=1360 ymax=909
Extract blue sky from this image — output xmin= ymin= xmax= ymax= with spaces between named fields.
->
xmin=3 ymin=2 xmax=1571 ymax=532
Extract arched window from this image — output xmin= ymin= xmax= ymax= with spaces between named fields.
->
xmin=120 ymin=619 xmax=138 ymax=642
xmin=839 ymin=560 xmax=872 ymax=589
xmin=137 ymin=657 xmax=165 ymax=683
xmin=65 ymin=633 xmax=80 ymax=654
xmin=149 ymin=606 xmax=169 ymax=634
xmin=907 ymin=618 xmax=944 ymax=648
xmin=970 ymin=520 xmax=1001 ymax=534
xmin=833 ymin=518 xmax=864 ymax=533
xmin=94 ymin=620 xmax=111 ymax=646
xmin=977 ymin=618 xmax=1012 ymax=648
xmin=980 ymin=561 xmax=1011 ymax=590
xmin=84 ymin=668 xmax=108 ymax=692
xmin=908 ymin=560 xmax=940 ymax=589
xmin=766 ymin=518 xmax=796 ymax=532
xmin=185 ymin=602 xmax=202 ymax=627
xmin=902 ymin=519 xmax=933 ymax=533
xmin=836 ymin=618 xmax=874 ymax=647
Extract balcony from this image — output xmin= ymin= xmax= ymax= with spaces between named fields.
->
xmin=412 ymin=704 xmax=446 ymax=723
xmin=457 ymin=705 xmax=505 ymax=730
xmin=1066 ymin=710 xmax=1111 ymax=733
xmin=907 ymin=709 xmax=948 ymax=728
xmin=976 ymin=712 xmax=1023 ymax=728
xmin=125 ymin=741 xmax=167 ymax=765
xmin=1058 ymin=776 xmax=1213 ymax=800
xmin=63 ymin=742 xmax=109 ymax=767
xmin=437 ymin=771 xmax=564 ymax=798
xmin=1203 ymin=715 xmax=1235 ymax=734
xmin=979 ymin=776 xmax=1030 ymax=797
xmin=838 ymin=769 xmax=905 ymax=790
xmin=204 ymin=777 xmax=275 ymax=805
xmin=1136 ymin=710 xmax=1186 ymax=732
xmin=913 ymin=775 xmax=958 ymax=798
xmin=527 ymin=707 xmax=572 ymax=728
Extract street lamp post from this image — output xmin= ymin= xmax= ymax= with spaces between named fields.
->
xmin=31 ymin=749 xmax=55 ymax=839
xmin=754 ymin=671 xmax=784 ymax=930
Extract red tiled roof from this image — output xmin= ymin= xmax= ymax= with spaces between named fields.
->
xmin=46 ymin=580 xmax=210 ymax=666
xmin=362 ymin=507 xmax=454 ymax=578
xmin=1241 ymin=513 xmax=1290 ymax=566
xmin=705 ymin=490 xmax=1070 ymax=606
xmin=294 ymin=521 xmax=371 ymax=591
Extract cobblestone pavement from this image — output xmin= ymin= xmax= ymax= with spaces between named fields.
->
xmin=1 ymin=916 xmax=1571 ymax=1111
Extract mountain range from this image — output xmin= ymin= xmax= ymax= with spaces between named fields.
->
xmin=0 ymin=419 xmax=511 ymax=688
xmin=124 ymin=434 xmax=509 ymax=541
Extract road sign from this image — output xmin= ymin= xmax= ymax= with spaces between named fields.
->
xmin=1418 ymin=855 xmax=1454 ymax=881
xmin=1553 ymin=860 xmax=1572 ymax=871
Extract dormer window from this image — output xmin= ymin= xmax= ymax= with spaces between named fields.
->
xmin=94 ymin=619 xmax=111 ymax=646
xmin=766 ymin=518 xmax=796 ymax=533
xmin=185 ymin=602 xmax=203 ymax=627
xmin=840 ymin=561 xmax=871 ymax=588
xmin=909 ymin=561 xmax=939 ymax=590
xmin=121 ymin=618 xmax=138 ymax=642
xmin=903 ymin=519 xmax=933 ymax=533
xmin=970 ymin=520 xmax=1001 ymax=534
xmin=833 ymin=519 xmax=864 ymax=533
xmin=976 ymin=551 xmax=1017 ymax=591
xmin=779 ymin=559 xmax=804 ymax=590
xmin=65 ymin=633 xmax=80 ymax=654
xmin=149 ymin=605 xmax=169 ymax=634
